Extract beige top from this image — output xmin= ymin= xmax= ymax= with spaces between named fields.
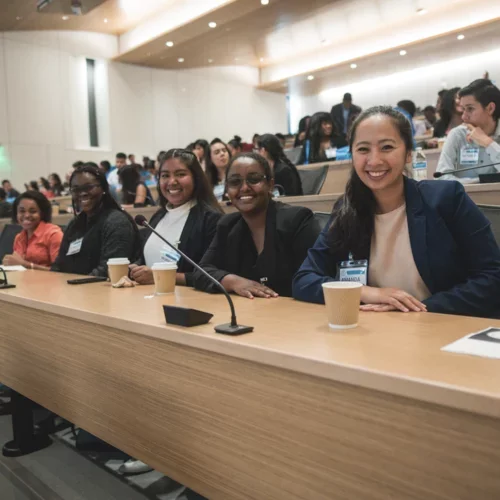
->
xmin=369 ymin=204 xmax=431 ymax=301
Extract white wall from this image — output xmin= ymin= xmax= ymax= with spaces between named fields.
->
xmin=0 ymin=31 xmax=287 ymax=189
xmin=289 ymin=48 xmax=500 ymax=133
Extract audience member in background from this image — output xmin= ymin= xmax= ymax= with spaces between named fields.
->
xmin=99 ymin=160 xmax=112 ymax=180
xmin=252 ymin=133 xmax=260 ymax=150
xmin=129 ymin=149 xmax=223 ymax=288
xmin=293 ymin=106 xmax=500 ymax=318
xmin=51 ymin=163 xmax=139 ymax=277
xmin=331 ymin=93 xmax=362 ymax=139
xmin=106 ymin=152 xmax=128 ymax=196
xmin=118 ymin=164 xmax=154 ymax=207
xmin=423 ymin=105 xmax=437 ymax=129
xmin=186 ymin=143 xmax=195 ymax=152
xmin=294 ymin=115 xmax=311 ymax=147
xmin=228 ymin=135 xmax=243 ymax=157
xmin=436 ymin=89 xmax=447 ymax=116
xmin=0 ymin=188 xmax=12 ymax=218
xmin=206 ymin=138 xmax=231 ymax=201
xmin=397 ymin=100 xmax=426 ymax=137
xmin=193 ymin=139 xmax=209 ymax=171
xmin=48 ymin=173 xmax=64 ymax=197
xmin=433 ymin=87 xmax=463 ymax=138
xmin=128 ymin=154 xmax=136 ymax=165
xmin=193 ymin=153 xmax=320 ymax=298
xmin=436 ymin=79 xmax=500 ymax=183
xmin=65 ymin=160 xmax=84 ymax=187
xmin=2 ymin=180 xmax=20 ymax=199
xmin=257 ymin=134 xmax=303 ymax=196
xmin=38 ymin=177 xmax=54 ymax=199
xmin=25 ymin=181 xmax=39 ymax=192
xmin=2 ymin=191 xmax=63 ymax=271
xmin=298 ymin=111 xmax=348 ymax=164
xmin=275 ymin=133 xmax=286 ymax=149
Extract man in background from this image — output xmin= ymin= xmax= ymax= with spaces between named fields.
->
xmin=1 ymin=180 xmax=19 ymax=200
xmin=106 ymin=152 xmax=127 ymax=200
xmin=0 ymin=188 xmax=12 ymax=218
xmin=128 ymin=154 xmax=136 ymax=165
xmin=331 ymin=93 xmax=361 ymax=139
xmin=424 ymin=105 xmax=437 ymax=128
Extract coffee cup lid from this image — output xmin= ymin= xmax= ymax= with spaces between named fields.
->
xmin=322 ymin=281 xmax=362 ymax=289
xmin=107 ymin=258 xmax=130 ymax=265
xmin=152 ymin=262 xmax=177 ymax=271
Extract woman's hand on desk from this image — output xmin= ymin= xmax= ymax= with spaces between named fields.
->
xmin=128 ymin=264 xmax=154 ymax=285
xmin=360 ymin=286 xmax=427 ymax=313
xmin=221 ymin=275 xmax=279 ymax=299
xmin=2 ymin=252 xmax=28 ymax=268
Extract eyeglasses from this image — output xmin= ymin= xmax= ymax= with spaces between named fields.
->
xmin=226 ymin=173 xmax=268 ymax=189
xmin=70 ymin=183 xmax=100 ymax=195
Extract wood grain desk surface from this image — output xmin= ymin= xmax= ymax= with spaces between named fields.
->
xmin=1 ymin=271 xmax=500 ymax=419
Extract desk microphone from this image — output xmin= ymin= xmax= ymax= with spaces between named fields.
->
xmin=0 ymin=267 xmax=16 ymax=290
xmin=433 ymin=161 xmax=500 ymax=178
xmin=134 ymin=215 xmax=253 ymax=335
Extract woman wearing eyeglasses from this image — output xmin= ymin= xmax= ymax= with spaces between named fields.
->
xmin=192 ymin=152 xmax=321 ymax=298
xmin=51 ymin=163 xmax=140 ymax=277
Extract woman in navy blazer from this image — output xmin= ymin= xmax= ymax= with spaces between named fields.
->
xmin=293 ymin=106 xmax=500 ymax=318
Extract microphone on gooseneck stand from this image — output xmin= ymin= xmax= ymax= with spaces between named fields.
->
xmin=134 ymin=215 xmax=253 ymax=335
xmin=434 ymin=161 xmax=500 ymax=179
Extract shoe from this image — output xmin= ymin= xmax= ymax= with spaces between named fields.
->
xmin=119 ymin=459 xmax=153 ymax=475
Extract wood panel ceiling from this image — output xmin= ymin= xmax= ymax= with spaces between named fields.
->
xmin=0 ymin=0 xmax=140 ymax=35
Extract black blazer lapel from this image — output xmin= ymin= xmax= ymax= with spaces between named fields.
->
xmin=178 ymin=204 xmax=199 ymax=255
xmin=260 ymin=200 xmax=277 ymax=286
xmin=404 ymin=178 xmax=434 ymax=292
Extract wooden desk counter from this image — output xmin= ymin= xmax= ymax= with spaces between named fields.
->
xmin=1 ymin=272 xmax=500 ymax=499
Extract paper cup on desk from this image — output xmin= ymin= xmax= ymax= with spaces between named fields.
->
xmin=322 ymin=282 xmax=362 ymax=329
xmin=107 ymin=258 xmax=130 ymax=285
xmin=152 ymin=262 xmax=177 ymax=295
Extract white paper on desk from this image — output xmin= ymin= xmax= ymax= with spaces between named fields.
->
xmin=0 ymin=265 xmax=26 ymax=272
xmin=442 ymin=327 xmax=500 ymax=359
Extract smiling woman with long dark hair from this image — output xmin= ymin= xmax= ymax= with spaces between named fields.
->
xmin=51 ymin=163 xmax=140 ymax=277
xmin=293 ymin=106 xmax=500 ymax=318
xmin=192 ymin=152 xmax=320 ymax=298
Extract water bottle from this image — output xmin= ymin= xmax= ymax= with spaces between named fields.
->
xmin=412 ymin=147 xmax=428 ymax=181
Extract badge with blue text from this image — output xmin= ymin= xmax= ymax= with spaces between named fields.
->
xmin=339 ymin=254 xmax=368 ymax=285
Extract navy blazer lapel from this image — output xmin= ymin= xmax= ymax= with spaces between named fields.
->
xmin=404 ymin=178 xmax=434 ymax=292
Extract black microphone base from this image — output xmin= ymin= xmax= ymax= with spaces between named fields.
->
xmin=214 ymin=323 xmax=254 ymax=335
xmin=163 ymin=306 xmax=213 ymax=327
xmin=0 ymin=284 xmax=16 ymax=290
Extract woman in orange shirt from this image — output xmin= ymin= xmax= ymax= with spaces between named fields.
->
xmin=2 ymin=191 xmax=63 ymax=270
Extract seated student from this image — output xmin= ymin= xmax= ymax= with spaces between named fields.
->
xmin=294 ymin=115 xmax=311 ymax=148
xmin=436 ymin=79 xmax=500 ymax=183
xmin=293 ymin=106 xmax=500 ymax=318
xmin=2 ymin=191 xmax=63 ymax=270
xmin=129 ymin=149 xmax=223 ymax=287
xmin=0 ymin=188 xmax=12 ymax=218
xmin=2 ymin=180 xmax=20 ymax=200
xmin=48 ymin=173 xmax=64 ymax=197
xmin=206 ymin=138 xmax=232 ymax=201
xmin=298 ymin=112 xmax=348 ymax=165
xmin=433 ymin=87 xmax=463 ymax=139
xmin=51 ymin=163 xmax=139 ymax=277
xmin=193 ymin=139 xmax=209 ymax=171
xmin=38 ymin=177 xmax=55 ymax=199
xmin=118 ymin=164 xmax=154 ymax=207
xmin=257 ymin=134 xmax=303 ymax=196
xmin=192 ymin=153 xmax=321 ymax=298
xmin=227 ymin=135 xmax=243 ymax=157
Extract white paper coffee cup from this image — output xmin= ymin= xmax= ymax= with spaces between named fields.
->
xmin=152 ymin=262 xmax=177 ymax=295
xmin=107 ymin=258 xmax=130 ymax=285
xmin=322 ymin=281 xmax=362 ymax=329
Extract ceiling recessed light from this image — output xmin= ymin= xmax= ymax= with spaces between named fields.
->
xmin=261 ymin=0 xmax=270 ymax=4
xmin=234 ymin=57 xmax=239 ymax=61
xmin=178 ymin=58 xmax=185 ymax=62
xmin=260 ymin=57 xmax=264 ymax=62
xmin=307 ymin=75 xmax=315 ymax=81
xmin=62 ymin=15 xmax=69 ymax=20
xmin=166 ymin=41 xmax=174 ymax=47
xmin=104 ymin=18 xmax=108 ymax=23
xmin=208 ymin=59 xmax=213 ymax=63
xmin=399 ymin=50 xmax=407 ymax=56
xmin=16 ymin=16 xmax=22 ymax=21
xmin=208 ymin=21 xmax=217 ymax=28
xmin=457 ymin=34 xmax=465 ymax=40
xmin=350 ymin=63 xmax=357 ymax=69
xmin=417 ymin=8 xmax=427 ymax=15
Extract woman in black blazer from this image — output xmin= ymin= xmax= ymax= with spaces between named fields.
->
xmin=129 ymin=149 xmax=223 ymax=287
xmin=192 ymin=152 xmax=321 ymax=298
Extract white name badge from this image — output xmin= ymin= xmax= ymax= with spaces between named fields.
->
xmin=160 ymin=243 xmax=181 ymax=263
xmin=460 ymin=147 xmax=480 ymax=166
xmin=325 ymin=147 xmax=337 ymax=159
xmin=66 ymin=238 xmax=83 ymax=256
xmin=339 ymin=258 xmax=368 ymax=285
